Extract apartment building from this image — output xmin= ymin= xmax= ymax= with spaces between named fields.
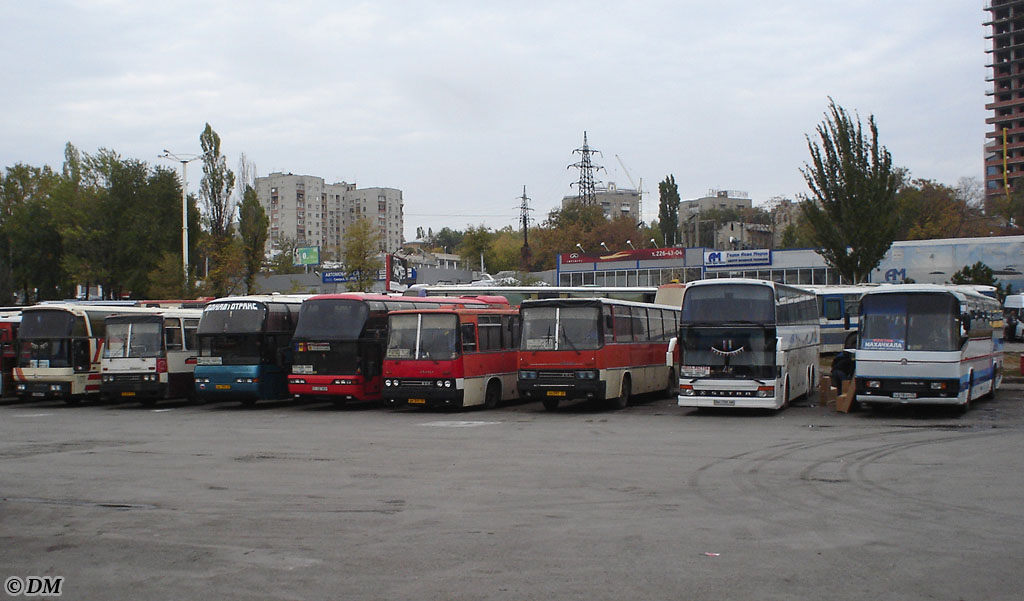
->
xmin=560 ymin=182 xmax=641 ymax=223
xmin=254 ymin=172 xmax=404 ymax=258
xmin=985 ymin=0 xmax=1024 ymax=204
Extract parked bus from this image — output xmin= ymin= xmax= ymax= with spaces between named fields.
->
xmin=382 ymin=304 xmax=521 ymax=409
xmin=13 ymin=303 xmax=144 ymax=403
xmin=517 ymin=297 xmax=680 ymax=411
xmin=288 ymin=293 xmax=508 ymax=404
xmin=100 ymin=307 xmax=203 ymax=404
xmin=194 ymin=295 xmax=308 ymax=405
xmin=855 ymin=284 xmax=1003 ymax=412
xmin=1004 ymin=292 xmax=1024 ymax=340
xmin=801 ymin=285 xmax=874 ymax=353
xmin=0 ymin=309 xmax=21 ymax=397
xmin=676 ymin=278 xmax=820 ymax=410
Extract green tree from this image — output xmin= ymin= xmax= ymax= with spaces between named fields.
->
xmin=658 ymin=175 xmax=680 ymax=247
xmin=269 ymin=236 xmax=303 ymax=275
xmin=432 ymin=227 xmax=463 ymax=253
xmin=800 ymin=99 xmax=903 ymax=283
xmin=458 ymin=225 xmax=494 ymax=271
xmin=950 ymin=261 xmax=1005 ymax=300
xmin=343 ymin=217 xmax=383 ymax=292
xmin=238 ymin=184 xmax=268 ymax=294
xmin=199 ymin=124 xmax=236 ymax=296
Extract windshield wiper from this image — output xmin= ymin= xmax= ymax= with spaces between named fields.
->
xmin=558 ymin=324 xmax=579 ymax=353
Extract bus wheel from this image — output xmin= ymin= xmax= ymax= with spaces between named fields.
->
xmin=780 ymin=379 xmax=790 ymax=410
xmin=483 ymin=381 xmax=500 ymax=410
xmin=664 ymin=369 xmax=676 ymax=399
xmin=611 ymin=376 xmax=631 ymax=410
xmin=542 ymin=398 xmax=560 ymax=411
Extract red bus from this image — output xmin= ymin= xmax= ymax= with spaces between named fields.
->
xmin=517 ymin=297 xmax=681 ymax=411
xmin=288 ymin=293 xmax=508 ymax=404
xmin=0 ymin=309 xmax=21 ymax=397
xmin=382 ymin=305 xmax=521 ymax=409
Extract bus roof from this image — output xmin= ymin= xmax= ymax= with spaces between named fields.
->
xmin=205 ymin=294 xmax=311 ymax=305
xmin=520 ymin=297 xmax=679 ymax=310
xmin=306 ymin=293 xmax=508 ymax=306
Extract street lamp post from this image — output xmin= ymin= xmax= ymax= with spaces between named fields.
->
xmin=159 ymin=149 xmax=206 ymax=287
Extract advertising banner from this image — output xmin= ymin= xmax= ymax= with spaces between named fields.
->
xmin=293 ymin=246 xmax=320 ymax=266
xmin=703 ymin=249 xmax=772 ymax=269
xmin=559 ymin=247 xmax=685 ymax=265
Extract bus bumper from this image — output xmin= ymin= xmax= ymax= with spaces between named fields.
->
xmin=101 ymin=375 xmax=166 ymax=400
xmin=517 ymin=380 xmax=607 ymax=402
xmin=383 ymin=378 xmax=464 ymax=408
xmin=855 ymin=376 xmax=963 ymax=406
xmin=288 ymin=375 xmax=375 ymax=403
xmin=15 ymin=381 xmax=71 ymax=401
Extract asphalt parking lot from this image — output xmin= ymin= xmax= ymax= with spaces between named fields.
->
xmin=2 ymin=387 xmax=1023 ymax=601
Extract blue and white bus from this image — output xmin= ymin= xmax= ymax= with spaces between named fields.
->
xmin=194 ymin=294 xmax=308 ymax=405
xmin=676 ymin=278 xmax=820 ymax=410
xmin=802 ymin=285 xmax=875 ymax=353
xmin=855 ymin=284 xmax=1003 ymax=412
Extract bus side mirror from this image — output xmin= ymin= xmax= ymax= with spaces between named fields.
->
xmin=960 ymin=313 xmax=971 ymax=340
xmin=843 ymin=311 xmax=851 ymax=331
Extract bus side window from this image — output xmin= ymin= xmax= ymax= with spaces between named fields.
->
xmin=165 ymin=319 xmax=184 ymax=351
xmin=507 ymin=315 xmax=522 ymax=349
xmin=824 ymin=298 xmax=842 ymax=321
xmin=461 ymin=323 xmax=477 ymax=353
xmin=184 ymin=319 xmax=199 ymax=350
xmin=603 ymin=306 xmax=615 ymax=344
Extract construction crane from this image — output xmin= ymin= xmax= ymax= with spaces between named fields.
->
xmin=615 ymin=154 xmax=645 ymax=225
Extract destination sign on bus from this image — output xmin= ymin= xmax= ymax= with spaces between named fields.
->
xmin=205 ymin=302 xmax=261 ymax=312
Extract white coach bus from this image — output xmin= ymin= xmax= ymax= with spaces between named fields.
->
xmin=676 ymin=278 xmax=820 ymax=410
xmin=855 ymin=284 xmax=1003 ymax=412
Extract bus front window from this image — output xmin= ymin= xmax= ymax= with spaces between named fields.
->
xmin=860 ymin=293 xmax=958 ymax=352
xmin=521 ymin=306 xmax=600 ymax=351
xmin=386 ymin=314 xmax=458 ymax=360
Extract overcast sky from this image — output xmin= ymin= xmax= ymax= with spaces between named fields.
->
xmin=0 ymin=1 xmax=988 ymax=241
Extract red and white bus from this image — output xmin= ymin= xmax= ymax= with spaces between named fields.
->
xmin=288 ymin=293 xmax=509 ymax=404
xmin=13 ymin=303 xmax=151 ymax=403
xmin=517 ymin=297 xmax=681 ymax=411
xmin=100 ymin=307 xmax=203 ymax=405
xmin=0 ymin=309 xmax=21 ymax=397
xmin=382 ymin=305 xmax=521 ymax=409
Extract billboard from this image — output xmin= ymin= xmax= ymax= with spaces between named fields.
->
xmin=703 ymin=249 xmax=772 ymax=269
xmin=293 ymin=246 xmax=320 ymax=266
xmin=559 ymin=247 xmax=685 ymax=265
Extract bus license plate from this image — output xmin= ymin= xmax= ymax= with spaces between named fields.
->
xmin=713 ymin=399 xmax=735 ymax=406
xmin=546 ymin=390 xmax=567 ymax=397
xmin=312 ymin=386 xmax=328 ymax=392
xmin=121 ymin=391 xmax=136 ymax=397
xmin=408 ymin=398 xmax=426 ymax=404
xmin=32 ymin=392 xmax=45 ymax=397
xmin=893 ymin=392 xmax=917 ymax=399
xmin=215 ymin=384 xmax=231 ymax=390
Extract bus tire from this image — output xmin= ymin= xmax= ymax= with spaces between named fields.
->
xmin=611 ymin=375 xmax=631 ymax=410
xmin=483 ymin=380 xmax=500 ymax=410
xmin=542 ymin=398 xmax=560 ymax=411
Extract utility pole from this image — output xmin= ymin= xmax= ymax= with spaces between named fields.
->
xmin=159 ymin=149 xmax=208 ymax=289
xmin=568 ymin=131 xmax=603 ymax=206
xmin=518 ymin=186 xmax=533 ymax=271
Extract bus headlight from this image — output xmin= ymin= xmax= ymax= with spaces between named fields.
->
xmin=757 ymin=387 xmax=774 ymax=398
xmin=16 ymin=384 xmax=25 ymax=391
xmin=334 ymin=379 xmax=354 ymax=386
xmin=930 ymin=382 xmax=945 ymax=390
xmin=519 ymin=371 xmax=538 ymax=380
xmin=194 ymin=377 xmax=210 ymax=384
xmin=867 ymin=380 xmax=881 ymax=389
xmin=292 ymin=378 xmax=306 ymax=385
xmin=49 ymin=384 xmax=62 ymax=392
xmin=575 ymin=370 xmax=598 ymax=380
xmin=444 ymin=380 xmax=452 ymax=388
xmin=384 ymin=379 xmax=393 ymax=387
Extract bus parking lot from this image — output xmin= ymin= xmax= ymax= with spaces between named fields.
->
xmin=2 ymin=386 xmax=1023 ymax=600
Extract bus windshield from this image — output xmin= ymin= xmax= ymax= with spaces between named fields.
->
xmin=681 ymin=284 xmax=776 ymax=324
xmin=198 ymin=301 xmax=267 ymax=335
xmin=679 ymin=326 xmax=777 ymax=379
xmin=199 ymin=334 xmax=263 ymax=365
xmin=18 ymin=339 xmax=72 ymax=368
xmin=19 ymin=310 xmax=76 ymax=338
xmin=294 ymin=298 xmax=369 ymax=341
xmin=860 ymin=293 xmax=959 ymax=352
xmin=386 ymin=314 xmax=459 ymax=360
xmin=521 ymin=306 xmax=600 ymax=351
xmin=104 ymin=319 xmax=163 ymax=359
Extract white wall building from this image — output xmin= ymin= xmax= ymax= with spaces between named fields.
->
xmin=255 ymin=172 xmax=404 ymax=258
